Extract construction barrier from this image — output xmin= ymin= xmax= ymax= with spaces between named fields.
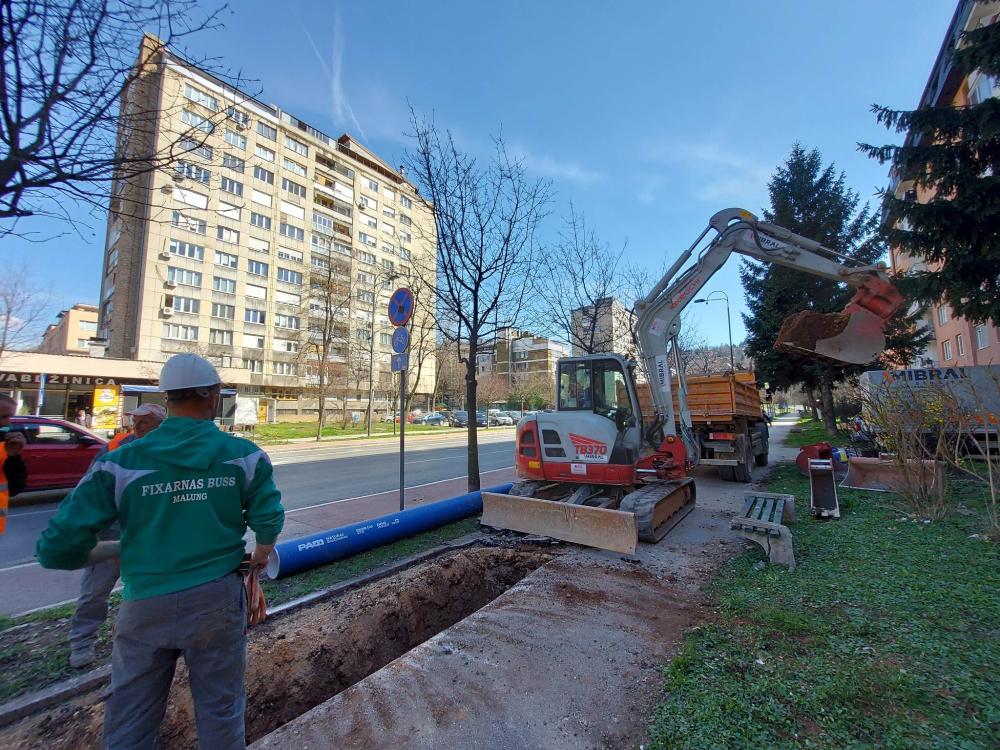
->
xmin=265 ymin=483 xmax=514 ymax=579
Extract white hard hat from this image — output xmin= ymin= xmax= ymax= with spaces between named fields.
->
xmin=159 ymin=353 xmax=221 ymax=392
xmin=126 ymin=403 xmax=167 ymax=419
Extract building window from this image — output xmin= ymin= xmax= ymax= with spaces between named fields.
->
xmin=179 ymin=138 xmax=213 ymax=161
xmin=242 ymin=333 xmax=265 ymax=349
xmin=248 ymin=259 xmax=269 ymax=277
xmin=937 ymin=306 xmax=949 ymax=325
xmin=942 ymin=339 xmax=953 ymax=360
xmin=275 ymin=290 xmax=300 ymax=305
xmin=214 ymin=250 xmax=238 ymax=268
xmin=223 ymin=154 xmax=245 ymax=173
xmin=284 ymin=135 xmax=308 ymax=157
xmin=226 ymin=106 xmax=249 ymax=127
xmin=249 ymin=237 xmax=270 ymax=255
xmin=381 ymin=259 xmax=395 ymax=272
xmin=183 ymin=83 xmax=218 ymax=111
xmin=217 ymin=225 xmax=240 ymax=245
xmin=213 ymin=276 xmax=236 ymax=294
xmin=956 ymin=333 xmax=966 ymax=356
xmin=224 ymin=129 xmax=247 ymax=150
xmin=257 ymin=121 xmax=277 ymax=141
xmin=211 ymin=302 xmax=235 ymax=319
xmin=277 ymin=246 xmax=303 ymax=262
xmin=379 ymin=332 xmax=391 ymax=347
xmin=175 ymin=161 xmax=211 ymax=184
xmin=366 ymin=178 xmax=378 ymax=192
xmin=399 ymin=230 xmax=411 ymax=244
xmin=311 ymin=254 xmax=330 ymax=270
xmin=334 ymin=242 xmax=351 ymax=256
xmin=400 ymin=195 xmax=412 ymax=209
xmin=382 ymin=186 xmax=396 ymax=202
xmin=255 ymin=144 xmax=275 ymax=162
xmin=251 ymin=189 xmax=273 ymax=208
xmin=283 ymin=157 xmax=307 ymax=177
xmin=216 ymin=199 xmax=240 ymax=221
xmin=382 ymin=221 xmax=395 ymax=237
xmin=167 ymin=266 xmax=202 ymax=288
xmin=274 ymin=339 xmax=300 ymax=353
xmin=976 ymin=324 xmax=989 ymax=350
xmin=275 ymin=314 xmax=301 ymax=329
xmin=181 ymin=109 xmax=213 ymax=134
xmin=279 ymin=222 xmax=304 ymax=241
xmin=171 ymin=211 xmax=206 ymax=235
xmin=359 ymin=231 xmax=376 ymax=247
xmin=171 ymin=295 xmax=200 ymax=314
xmin=277 ymin=267 xmax=302 ymax=284
xmin=360 ymin=214 xmax=377 ymax=230
xmin=209 ymin=328 xmax=233 ymax=345
xmin=243 ymin=358 xmax=264 ymax=373
xmin=382 ymin=206 xmax=396 ymax=219
xmin=162 ymin=323 xmax=199 ymax=341
xmin=357 ymin=290 xmax=375 ymax=304
xmin=254 ymin=165 xmax=275 ymax=185
xmin=272 ymin=362 xmax=297 ymax=376
xmin=282 ymin=177 xmax=306 ymax=198
xmin=313 ymin=211 xmax=333 ymax=235
xmin=357 ymin=250 xmax=375 ymax=265
xmin=359 ymin=195 xmax=377 ymax=211
xmin=220 ymin=176 xmax=243 ymax=197
xmin=400 ymin=247 xmax=411 ymax=261
xmin=250 ymin=212 xmax=272 ymax=230
xmin=400 ymin=213 xmax=412 ymax=227
xmin=169 ymin=238 xmax=205 ymax=260
xmin=245 ymin=309 xmax=267 ymax=324
xmin=357 ymin=271 xmax=374 ymax=285
xmin=246 ymin=283 xmax=267 ymax=299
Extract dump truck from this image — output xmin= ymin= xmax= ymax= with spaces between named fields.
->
xmin=482 ymin=207 xmax=903 ymax=554
xmin=639 ymin=372 xmax=769 ymax=482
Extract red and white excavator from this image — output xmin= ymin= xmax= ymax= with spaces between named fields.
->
xmin=481 ymin=208 xmax=904 ymax=554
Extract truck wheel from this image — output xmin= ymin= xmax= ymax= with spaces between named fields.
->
xmin=732 ymin=438 xmax=753 ymax=482
xmin=754 ymin=451 xmax=769 ymax=467
xmin=718 ymin=466 xmax=736 ymax=481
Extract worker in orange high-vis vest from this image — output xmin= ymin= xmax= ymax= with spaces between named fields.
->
xmin=0 ymin=393 xmax=28 ymax=535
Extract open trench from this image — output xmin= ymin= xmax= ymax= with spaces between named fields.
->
xmin=1 ymin=545 xmax=554 ymax=749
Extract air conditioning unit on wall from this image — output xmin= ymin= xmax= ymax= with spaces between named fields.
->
xmin=161 ymin=307 xmax=174 ymax=317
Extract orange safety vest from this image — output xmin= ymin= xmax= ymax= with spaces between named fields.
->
xmin=107 ymin=431 xmax=132 ymax=452
xmin=0 ymin=443 xmax=8 ymax=536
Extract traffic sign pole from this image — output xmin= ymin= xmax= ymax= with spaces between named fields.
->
xmin=388 ymin=287 xmax=414 ymax=512
xmin=399 ymin=366 xmax=406 ymax=512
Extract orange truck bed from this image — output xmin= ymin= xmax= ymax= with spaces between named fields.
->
xmin=638 ymin=373 xmax=762 ymax=424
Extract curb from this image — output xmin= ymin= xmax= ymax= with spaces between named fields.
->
xmin=0 ymin=534 xmax=485 ymax=729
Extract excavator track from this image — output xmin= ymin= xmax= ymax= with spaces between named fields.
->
xmin=619 ymin=478 xmax=696 ymax=543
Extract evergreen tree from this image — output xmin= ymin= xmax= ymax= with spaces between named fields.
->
xmin=741 ymin=145 xmax=927 ymax=433
xmin=861 ymin=10 xmax=1000 ymax=325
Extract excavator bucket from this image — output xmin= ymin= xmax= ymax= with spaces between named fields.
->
xmin=481 ymin=492 xmax=639 ymax=555
xmin=775 ymin=308 xmax=887 ymax=365
xmin=840 ymin=456 xmax=942 ymax=493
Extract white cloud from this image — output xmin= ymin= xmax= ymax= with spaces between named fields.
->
xmin=298 ymin=11 xmax=367 ymax=140
xmin=512 ymin=145 xmax=602 ymax=184
xmin=635 ymin=175 xmax=665 ymax=205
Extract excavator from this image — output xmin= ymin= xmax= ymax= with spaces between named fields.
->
xmin=481 ymin=208 xmax=904 ymax=554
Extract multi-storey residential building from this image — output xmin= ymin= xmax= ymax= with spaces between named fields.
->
xmin=887 ymin=0 xmax=1000 ymax=367
xmin=38 ymin=304 xmax=100 ymax=355
xmin=569 ymin=297 xmax=637 ymax=359
xmin=477 ymin=327 xmax=569 ymax=384
xmin=98 ymin=36 xmax=436 ymax=416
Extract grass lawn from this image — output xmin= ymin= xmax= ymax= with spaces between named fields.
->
xmin=648 ymin=464 xmax=1000 ymax=749
xmin=250 ymin=420 xmax=456 ymax=444
xmin=783 ymin=417 xmax=845 ymax=448
xmin=0 ymin=517 xmax=480 ymax=704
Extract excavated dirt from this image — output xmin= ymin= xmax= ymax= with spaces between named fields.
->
xmin=0 ymin=546 xmax=553 ymax=749
xmin=775 ymin=309 xmax=849 ymax=350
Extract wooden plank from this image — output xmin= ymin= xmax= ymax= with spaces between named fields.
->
xmin=771 ymin=498 xmax=785 ymax=525
xmin=481 ymin=492 xmax=638 ymax=556
xmin=759 ymin=496 xmax=774 ymax=525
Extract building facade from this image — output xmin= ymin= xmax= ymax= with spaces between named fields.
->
xmin=38 ymin=304 xmax=99 ymax=355
xmin=98 ymin=35 xmax=436 ymax=417
xmin=569 ymin=297 xmax=637 ymax=359
xmin=477 ymin=327 xmax=569 ymax=383
xmin=887 ymin=1 xmax=1000 ymax=367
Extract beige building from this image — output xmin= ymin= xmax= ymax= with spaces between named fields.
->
xmin=99 ymin=35 xmax=436 ymax=417
xmin=477 ymin=327 xmax=569 ymax=384
xmin=38 ymin=304 xmax=99 ymax=355
xmin=569 ymin=297 xmax=637 ymax=359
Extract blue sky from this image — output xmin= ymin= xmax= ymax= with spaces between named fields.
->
xmin=15 ymin=0 xmax=955 ymax=345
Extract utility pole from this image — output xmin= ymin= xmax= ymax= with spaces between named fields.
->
xmin=694 ymin=291 xmax=735 ymax=372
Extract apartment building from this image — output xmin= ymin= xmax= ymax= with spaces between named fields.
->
xmin=98 ymin=36 xmax=436 ymax=415
xmin=38 ymin=304 xmax=100 ymax=355
xmin=887 ymin=0 xmax=1000 ymax=367
xmin=477 ymin=327 xmax=569 ymax=384
xmin=569 ymin=297 xmax=638 ymax=359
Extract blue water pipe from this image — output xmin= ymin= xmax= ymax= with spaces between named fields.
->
xmin=266 ymin=483 xmax=514 ymax=579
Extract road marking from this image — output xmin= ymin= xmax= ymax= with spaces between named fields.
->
xmin=0 ymin=560 xmax=45 ymax=572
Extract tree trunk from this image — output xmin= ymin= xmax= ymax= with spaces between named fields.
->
xmin=819 ymin=370 xmax=837 ymax=435
xmin=805 ymin=386 xmax=820 ymax=421
xmin=315 ymin=374 xmax=325 ymax=442
xmin=465 ymin=361 xmax=480 ymax=492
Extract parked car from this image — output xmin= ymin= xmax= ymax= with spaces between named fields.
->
xmin=449 ymin=410 xmax=469 ymax=427
xmin=415 ymin=413 xmax=448 ymax=426
xmin=10 ymin=416 xmax=106 ymax=491
xmin=385 ymin=413 xmax=417 ymax=423
xmin=475 ymin=411 xmax=489 ymax=427
xmin=507 ymin=410 xmax=522 ymax=420
xmin=492 ymin=411 xmax=514 ymax=426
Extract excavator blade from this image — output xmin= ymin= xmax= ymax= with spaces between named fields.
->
xmin=840 ymin=456 xmax=942 ymax=493
xmin=774 ymin=309 xmax=887 ymax=365
xmin=481 ymin=492 xmax=639 ymax=555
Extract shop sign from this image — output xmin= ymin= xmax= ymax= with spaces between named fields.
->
xmin=0 ymin=373 xmax=126 ymax=386
xmin=92 ymin=386 xmax=121 ymax=432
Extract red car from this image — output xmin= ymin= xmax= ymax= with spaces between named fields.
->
xmin=10 ymin=417 xmax=107 ymax=491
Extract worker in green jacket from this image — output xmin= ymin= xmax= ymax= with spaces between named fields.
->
xmin=36 ymin=354 xmax=285 ymax=749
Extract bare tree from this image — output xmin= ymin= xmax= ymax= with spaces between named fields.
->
xmin=0 ymin=1 xmax=233 ymax=234
xmin=476 ymin=373 xmax=510 ymax=420
xmin=509 ymin=371 xmax=554 ymax=411
xmin=304 ymin=251 xmax=352 ymax=439
xmin=433 ymin=339 xmax=467 ymax=409
xmin=399 ymin=260 xmax=437 ymax=416
xmin=0 ymin=266 xmax=50 ymax=357
xmin=407 ymin=114 xmax=550 ymax=490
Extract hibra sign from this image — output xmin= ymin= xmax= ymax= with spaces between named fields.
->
xmin=0 ymin=373 xmax=127 ymax=386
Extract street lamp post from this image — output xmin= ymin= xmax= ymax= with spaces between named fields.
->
xmin=693 ymin=291 xmax=735 ymax=372
xmin=366 ymin=270 xmax=399 ymax=436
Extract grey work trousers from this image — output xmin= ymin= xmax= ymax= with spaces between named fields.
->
xmin=69 ymin=557 xmax=120 ymax=653
xmin=102 ymin=573 xmax=248 ymax=750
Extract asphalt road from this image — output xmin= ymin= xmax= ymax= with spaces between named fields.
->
xmin=0 ymin=429 xmax=515 ymax=615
